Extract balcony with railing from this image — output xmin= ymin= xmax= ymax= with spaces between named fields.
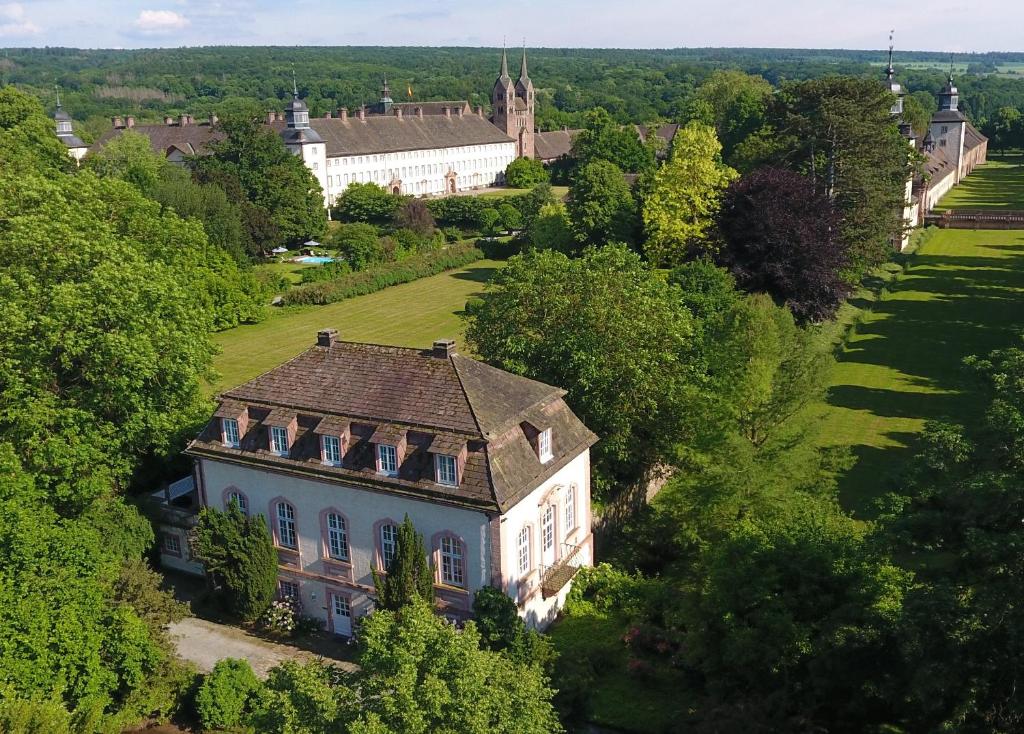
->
xmin=539 ymin=542 xmax=585 ymax=599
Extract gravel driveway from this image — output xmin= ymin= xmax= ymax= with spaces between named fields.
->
xmin=169 ymin=617 xmax=357 ymax=678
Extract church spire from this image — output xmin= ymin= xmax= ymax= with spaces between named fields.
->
xmin=499 ymin=43 xmax=510 ymax=81
xmin=885 ymin=30 xmax=895 ymax=82
xmin=519 ymin=42 xmax=529 ymax=82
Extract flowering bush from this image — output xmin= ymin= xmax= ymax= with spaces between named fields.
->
xmin=261 ymin=598 xmax=299 ymax=636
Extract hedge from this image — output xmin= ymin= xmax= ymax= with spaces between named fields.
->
xmin=281 ymin=242 xmax=484 ymax=306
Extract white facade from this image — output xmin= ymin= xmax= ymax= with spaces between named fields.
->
xmin=319 ymin=142 xmax=517 ymax=206
xmin=194 ymin=446 xmax=592 ymax=633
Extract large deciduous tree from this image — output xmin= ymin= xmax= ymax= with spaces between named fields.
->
xmin=641 ymin=121 xmax=737 ymax=266
xmin=716 ymin=167 xmax=852 ymax=323
xmin=570 ymin=107 xmax=655 ymax=174
xmin=688 ymin=70 xmax=773 ymax=164
xmin=567 ymin=159 xmax=638 ymax=247
xmin=750 ymin=77 xmax=913 ymax=276
xmin=465 ymin=244 xmax=700 ymax=492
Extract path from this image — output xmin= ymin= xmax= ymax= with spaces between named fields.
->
xmin=814 ymin=229 xmax=1024 ymax=517
xmin=169 ymin=617 xmax=357 ymax=678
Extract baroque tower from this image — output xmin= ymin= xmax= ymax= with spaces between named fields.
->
xmin=491 ymin=45 xmax=535 ymax=159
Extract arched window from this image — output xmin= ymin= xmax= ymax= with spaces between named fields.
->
xmin=379 ymin=522 xmax=398 ymax=569
xmin=276 ymin=501 xmax=297 ymax=549
xmin=517 ymin=525 xmax=531 ymax=576
xmin=563 ymin=484 xmax=576 ymax=534
xmin=226 ymin=490 xmax=248 ymax=516
xmin=326 ymin=512 xmax=349 ymax=561
xmin=438 ymin=535 xmax=465 ymax=587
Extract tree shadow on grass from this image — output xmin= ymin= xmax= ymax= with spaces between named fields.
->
xmin=450 ymin=266 xmax=499 ymax=284
xmin=836 ymin=433 xmax=920 ymax=519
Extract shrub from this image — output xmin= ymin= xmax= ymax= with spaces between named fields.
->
xmin=333 ymin=182 xmax=404 ymax=223
xmin=479 ymin=207 xmax=501 ymax=235
xmin=505 ymin=157 xmax=550 ymax=188
xmin=393 ymin=198 xmax=436 ymax=237
xmin=281 ymin=242 xmax=484 ymax=306
xmin=194 ymin=658 xmax=261 ymax=731
xmin=261 ymin=597 xmax=300 ymax=636
xmin=300 ymin=259 xmax=353 ymax=284
xmin=497 ymin=203 xmax=524 ymax=232
xmin=427 ymin=195 xmax=488 ymax=227
xmin=441 ymin=225 xmax=462 ymax=242
xmin=327 ymin=221 xmax=384 ymax=271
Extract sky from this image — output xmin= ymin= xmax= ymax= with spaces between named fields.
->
xmin=0 ymin=0 xmax=1022 ymax=52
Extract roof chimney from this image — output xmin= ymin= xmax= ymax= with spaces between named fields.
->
xmin=475 ymin=105 xmax=484 ymax=118
xmin=432 ymin=339 xmax=457 ymax=358
xmin=324 ymin=110 xmax=333 ymax=118
xmin=457 ymin=106 xmax=464 ymax=118
xmin=358 ymin=106 xmax=366 ymax=121
xmin=125 ymin=115 xmax=135 ymax=128
xmin=317 ymin=329 xmax=339 ymax=347
xmin=443 ymin=106 xmax=451 ymax=119
xmin=339 ymin=107 xmax=348 ymax=122
xmin=416 ymin=107 xmax=423 ymax=120
xmin=164 ymin=116 xmax=174 ymax=126
xmin=179 ymin=114 xmax=189 ymax=127
xmin=395 ymin=107 xmax=403 ymax=120
xmin=111 ymin=115 xmax=124 ymax=129
xmin=267 ymin=111 xmax=276 ymax=125
xmin=209 ymin=113 xmax=218 ymax=126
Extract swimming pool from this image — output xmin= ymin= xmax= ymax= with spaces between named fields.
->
xmin=295 ymin=256 xmax=335 ymax=264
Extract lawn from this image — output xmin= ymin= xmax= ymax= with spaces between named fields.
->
xmin=211 ymin=258 xmax=502 ymax=391
xmin=478 ymin=185 xmax=569 ymax=200
xmin=813 ymin=228 xmax=1024 ymax=517
xmin=933 ymin=154 xmax=1024 ymax=211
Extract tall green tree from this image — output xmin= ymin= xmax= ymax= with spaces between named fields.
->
xmin=641 ymin=121 xmax=737 ymax=267
xmin=750 ymin=77 xmax=913 ymax=276
xmin=371 ymin=515 xmax=434 ymax=611
xmin=352 ymin=599 xmax=562 ymax=734
xmin=85 ymin=130 xmax=168 ymax=195
xmin=194 ymin=503 xmax=280 ymax=622
xmin=567 ymin=159 xmax=638 ymax=247
xmin=465 ymin=245 xmax=700 ymax=492
xmin=193 ymin=115 xmax=326 ymax=248
xmin=570 ymin=107 xmax=655 ymax=174
xmin=688 ymin=70 xmax=773 ymax=163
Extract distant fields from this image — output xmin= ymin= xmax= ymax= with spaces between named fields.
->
xmin=211 ymin=259 xmax=502 ymax=391
xmin=812 ymin=229 xmax=1024 ymax=517
xmin=933 ymin=155 xmax=1024 ymax=211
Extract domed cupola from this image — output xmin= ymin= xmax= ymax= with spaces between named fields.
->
xmin=282 ymin=72 xmax=322 ymax=146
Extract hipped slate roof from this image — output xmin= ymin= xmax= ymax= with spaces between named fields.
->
xmin=534 ymin=129 xmax=580 ymax=160
xmin=94 ymin=113 xmax=513 ymax=159
xmin=187 ymin=340 xmax=597 ymax=513
xmin=964 ymin=121 xmax=987 ymax=152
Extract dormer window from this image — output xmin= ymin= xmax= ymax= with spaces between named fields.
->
xmin=322 ymin=435 xmax=342 ymax=466
xmin=377 ymin=444 xmax=398 ymax=476
xmin=222 ymin=418 xmax=240 ymax=448
xmin=538 ymin=428 xmax=553 ymax=463
xmin=435 ymin=454 xmax=458 ymax=486
xmin=270 ymin=426 xmax=289 ymax=456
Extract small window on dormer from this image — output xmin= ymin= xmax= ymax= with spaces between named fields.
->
xmin=436 ymin=454 xmax=458 ymax=486
xmin=270 ymin=426 xmax=289 ymax=456
xmin=377 ymin=444 xmax=398 ymax=476
xmin=322 ymin=435 xmax=342 ymax=466
xmin=222 ymin=418 xmax=240 ymax=448
xmin=538 ymin=428 xmax=553 ymax=463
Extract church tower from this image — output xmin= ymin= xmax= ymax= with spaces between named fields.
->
xmin=928 ymin=66 xmax=967 ymax=184
xmin=52 ymin=89 xmax=88 ymax=164
xmin=280 ymin=71 xmax=328 ymax=205
xmin=491 ymin=45 xmax=535 ymax=159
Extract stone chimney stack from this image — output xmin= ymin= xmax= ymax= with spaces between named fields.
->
xmin=457 ymin=106 xmax=464 ymax=118
xmin=416 ymin=107 xmax=423 ymax=120
xmin=111 ymin=116 xmax=124 ymax=129
xmin=267 ymin=111 xmax=276 ymax=125
xmin=475 ymin=105 xmax=484 ymax=118
xmin=164 ymin=116 xmax=174 ymax=126
xmin=317 ymin=329 xmax=339 ymax=348
xmin=125 ymin=116 xmax=135 ymax=128
xmin=209 ymin=113 xmax=218 ymax=126
xmin=432 ymin=339 xmax=457 ymax=358
xmin=178 ymin=114 xmax=189 ymax=127
xmin=358 ymin=106 xmax=366 ymax=121
xmin=395 ymin=107 xmax=403 ymax=120
xmin=443 ymin=106 xmax=451 ymax=119
xmin=324 ymin=111 xmax=333 ymax=118
xmin=339 ymin=107 xmax=348 ymax=122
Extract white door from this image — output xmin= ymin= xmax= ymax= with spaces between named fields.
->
xmin=331 ymin=594 xmax=352 ymax=637
xmin=541 ymin=504 xmax=556 ymax=567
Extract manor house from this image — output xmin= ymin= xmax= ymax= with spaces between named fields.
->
xmin=81 ymin=49 xmax=538 ymax=207
xmin=154 ymin=332 xmax=597 ymax=632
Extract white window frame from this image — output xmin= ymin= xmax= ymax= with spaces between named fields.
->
xmin=322 ymin=434 xmax=342 ymax=466
xmin=278 ymin=580 xmax=299 ymax=601
xmin=542 ymin=504 xmax=555 ymax=554
xmin=270 ymin=426 xmax=289 ymax=456
xmin=517 ymin=526 xmax=531 ymax=576
xmin=162 ymin=533 xmax=181 ymax=555
xmin=538 ymin=428 xmax=553 ymax=463
xmin=435 ymin=454 xmax=458 ymax=486
xmin=326 ymin=513 xmax=349 ymax=561
xmin=222 ymin=417 xmax=240 ymax=448
xmin=440 ymin=536 xmax=465 ymax=587
xmin=377 ymin=444 xmax=398 ymax=476
xmin=380 ymin=523 xmax=398 ymax=569
xmin=563 ymin=485 xmax=576 ymax=534
xmin=227 ymin=491 xmax=248 ymax=516
xmin=276 ymin=502 xmax=297 ymax=549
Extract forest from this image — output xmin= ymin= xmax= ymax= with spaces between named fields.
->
xmin=7 ymin=45 xmax=1024 ymax=143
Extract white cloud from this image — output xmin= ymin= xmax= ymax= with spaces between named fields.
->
xmin=132 ymin=9 xmax=190 ymax=35
xmin=0 ymin=3 xmax=41 ymax=37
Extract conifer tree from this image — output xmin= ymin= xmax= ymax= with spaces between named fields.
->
xmin=372 ymin=515 xmax=434 ymax=611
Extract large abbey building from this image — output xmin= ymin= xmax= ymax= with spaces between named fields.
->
xmin=84 ymin=49 xmax=536 ymax=206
